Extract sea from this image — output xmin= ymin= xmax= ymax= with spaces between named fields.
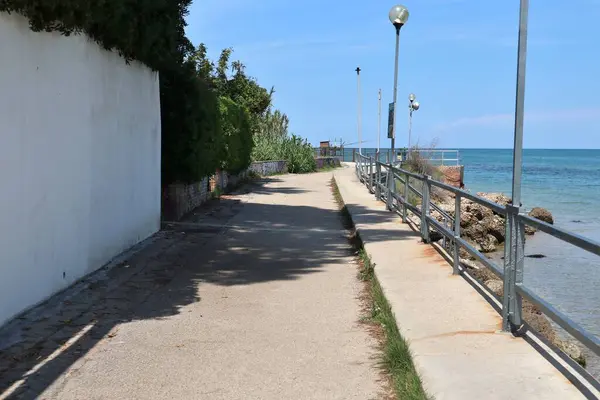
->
xmin=345 ymin=148 xmax=600 ymax=378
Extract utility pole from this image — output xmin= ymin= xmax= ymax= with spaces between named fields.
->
xmin=356 ymin=67 xmax=362 ymax=155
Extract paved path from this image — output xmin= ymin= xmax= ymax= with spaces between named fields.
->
xmin=0 ymin=173 xmax=381 ymax=400
xmin=334 ymin=164 xmax=595 ymax=400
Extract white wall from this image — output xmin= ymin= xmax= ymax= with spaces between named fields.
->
xmin=0 ymin=13 xmax=161 ymax=325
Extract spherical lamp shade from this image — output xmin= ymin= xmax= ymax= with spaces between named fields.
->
xmin=409 ymin=93 xmax=416 ymax=102
xmin=389 ymin=5 xmax=409 ymax=26
xmin=412 ymin=101 xmax=420 ymax=111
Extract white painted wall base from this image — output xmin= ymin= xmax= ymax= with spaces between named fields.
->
xmin=0 ymin=12 xmax=161 ymax=325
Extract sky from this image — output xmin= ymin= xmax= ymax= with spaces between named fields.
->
xmin=185 ymin=0 xmax=600 ymax=149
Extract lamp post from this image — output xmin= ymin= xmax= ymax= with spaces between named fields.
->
xmin=502 ymin=0 xmax=529 ymax=333
xmin=356 ymin=67 xmax=362 ymax=155
xmin=408 ymin=93 xmax=420 ymax=159
xmin=388 ymin=5 xmax=409 ymax=164
xmin=511 ymin=0 xmax=529 ymax=207
xmin=378 ymin=89 xmax=382 ymax=158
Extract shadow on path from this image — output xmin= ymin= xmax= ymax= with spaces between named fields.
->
xmin=0 ymin=174 xmax=403 ymax=399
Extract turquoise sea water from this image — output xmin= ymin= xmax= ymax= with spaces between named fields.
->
xmin=347 ymin=148 xmax=600 ymax=377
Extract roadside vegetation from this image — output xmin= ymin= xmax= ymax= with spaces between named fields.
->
xmin=330 ymin=178 xmax=428 ymax=400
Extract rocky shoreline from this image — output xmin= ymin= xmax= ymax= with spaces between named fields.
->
xmin=428 ymin=190 xmax=586 ymax=367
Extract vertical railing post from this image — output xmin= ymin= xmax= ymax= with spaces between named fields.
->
xmin=453 ymin=194 xmax=461 ymax=275
xmin=369 ymin=156 xmax=374 ymax=193
xmin=402 ymin=172 xmax=408 ymax=223
xmin=502 ymin=207 xmax=513 ymax=331
xmin=386 ymin=167 xmax=393 ymax=211
xmin=375 ymin=162 xmax=381 ymax=200
xmin=502 ymin=205 xmax=523 ymax=331
xmin=514 ymin=212 xmax=524 ymax=327
xmin=420 ymin=176 xmax=431 ymax=242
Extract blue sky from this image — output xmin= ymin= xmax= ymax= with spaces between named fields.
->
xmin=186 ymin=0 xmax=600 ymax=149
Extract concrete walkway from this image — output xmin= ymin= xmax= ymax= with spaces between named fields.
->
xmin=334 ymin=164 xmax=592 ymax=400
xmin=0 ymin=173 xmax=381 ymax=400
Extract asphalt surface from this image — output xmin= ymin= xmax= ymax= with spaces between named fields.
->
xmin=4 ymin=172 xmax=381 ymax=400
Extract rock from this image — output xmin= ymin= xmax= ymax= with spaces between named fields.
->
xmin=480 ymin=234 xmax=499 ymax=253
xmin=485 ymin=279 xmax=503 ymax=296
xmin=428 ymin=230 xmax=444 ymax=242
xmin=558 ymin=340 xmax=586 ymax=367
xmin=459 ymin=247 xmax=475 ymax=260
xmin=460 ymin=258 xmax=480 ymax=270
xmin=528 ymin=207 xmax=554 ymax=225
xmin=431 ymin=192 xmax=553 ymax=253
xmin=476 ymin=192 xmax=511 ymax=208
xmin=482 ymin=215 xmax=505 ymax=243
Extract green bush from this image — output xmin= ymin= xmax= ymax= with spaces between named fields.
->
xmin=219 ymin=97 xmax=253 ymax=174
xmin=253 ymin=133 xmax=316 ymax=174
xmin=161 ymin=63 xmax=223 ymax=184
xmin=0 ymin=0 xmax=192 ymax=71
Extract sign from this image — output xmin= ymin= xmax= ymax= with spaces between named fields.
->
xmin=387 ymin=102 xmax=395 ymax=139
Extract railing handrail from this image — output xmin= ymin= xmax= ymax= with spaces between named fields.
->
xmin=354 ymin=154 xmax=600 ymax=370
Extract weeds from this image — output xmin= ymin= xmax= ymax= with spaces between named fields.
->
xmin=358 ymin=249 xmax=374 ymax=282
xmin=329 ymin=176 xmax=428 ymax=400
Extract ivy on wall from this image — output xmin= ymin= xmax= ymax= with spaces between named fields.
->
xmin=0 ymin=0 xmax=192 ymax=70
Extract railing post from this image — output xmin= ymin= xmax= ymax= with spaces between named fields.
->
xmin=514 ymin=211 xmax=525 ymax=327
xmin=453 ymin=194 xmax=461 ymax=275
xmin=420 ymin=176 xmax=431 ymax=243
xmin=369 ymin=156 xmax=374 ymax=193
xmin=375 ymin=162 xmax=381 ymax=200
xmin=402 ymin=172 xmax=408 ymax=223
xmin=386 ymin=167 xmax=393 ymax=211
xmin=502 ymin=205 xmax=523 ymax=332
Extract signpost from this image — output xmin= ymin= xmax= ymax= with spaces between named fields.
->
xmin=387 ymin=102 xmax=395 ymax=139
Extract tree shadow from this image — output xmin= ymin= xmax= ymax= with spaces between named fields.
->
xmin=0 ymin=177 xmax=402 ymax=399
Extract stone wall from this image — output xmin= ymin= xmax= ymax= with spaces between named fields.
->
xmin=249 ymin=160 xmax=288 ymax=176
xmin=315 ymin=157 xmax=342 ymax=169
xmin=438 ymin=165 xmax=464 ymax=188
xmin=162 ymin=161 xmax=288 ymax=221
xmin=162 ymin=178 xmax=210 ymax=221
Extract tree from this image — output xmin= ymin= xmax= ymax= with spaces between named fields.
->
xmin=218 ymin=97 xmax=253 ymax=173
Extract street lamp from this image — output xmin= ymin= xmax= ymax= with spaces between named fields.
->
xmin=502 ymin=0 xmax=529 ymax=333
xmin=408 ymin=93 xmax=419 ymax=158
xmin=355 ymin=67 xmax=362 ymax=155
xmin=388 ymin=5 xmax=409 ymax=164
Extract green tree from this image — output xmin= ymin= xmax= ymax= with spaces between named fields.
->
xmin=218 ymin=97 xmax=253 ymax=173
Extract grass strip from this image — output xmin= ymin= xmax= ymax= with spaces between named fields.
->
xmin=330 ymin=176 xmax=429 ymax=400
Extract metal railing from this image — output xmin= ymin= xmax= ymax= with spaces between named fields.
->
xmin=355 ymin=154 xmax=600 ymax=364
xmin=349 ymin=148 xmax=460 ymax=166
xmin=408 ymin=149 xmax=460 ymax=166
xmin=313 ymin=147 xmax=344 ymax=161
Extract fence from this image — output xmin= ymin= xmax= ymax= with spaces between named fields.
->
xmin=313 ymin=147 xmax=344 ymax=162
xmin=348 ymin=148 xmax=460 ymax=166
xmin=355 ymin=154 xmax=600 ymax=378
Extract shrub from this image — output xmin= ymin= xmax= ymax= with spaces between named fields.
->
xmin=161 ymin=63 xmax=223 ymax=184
xmin=219 ymin=97 xmax=253 ymax=174
xmin=280 ymin=135 xmax=317 ymax=173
